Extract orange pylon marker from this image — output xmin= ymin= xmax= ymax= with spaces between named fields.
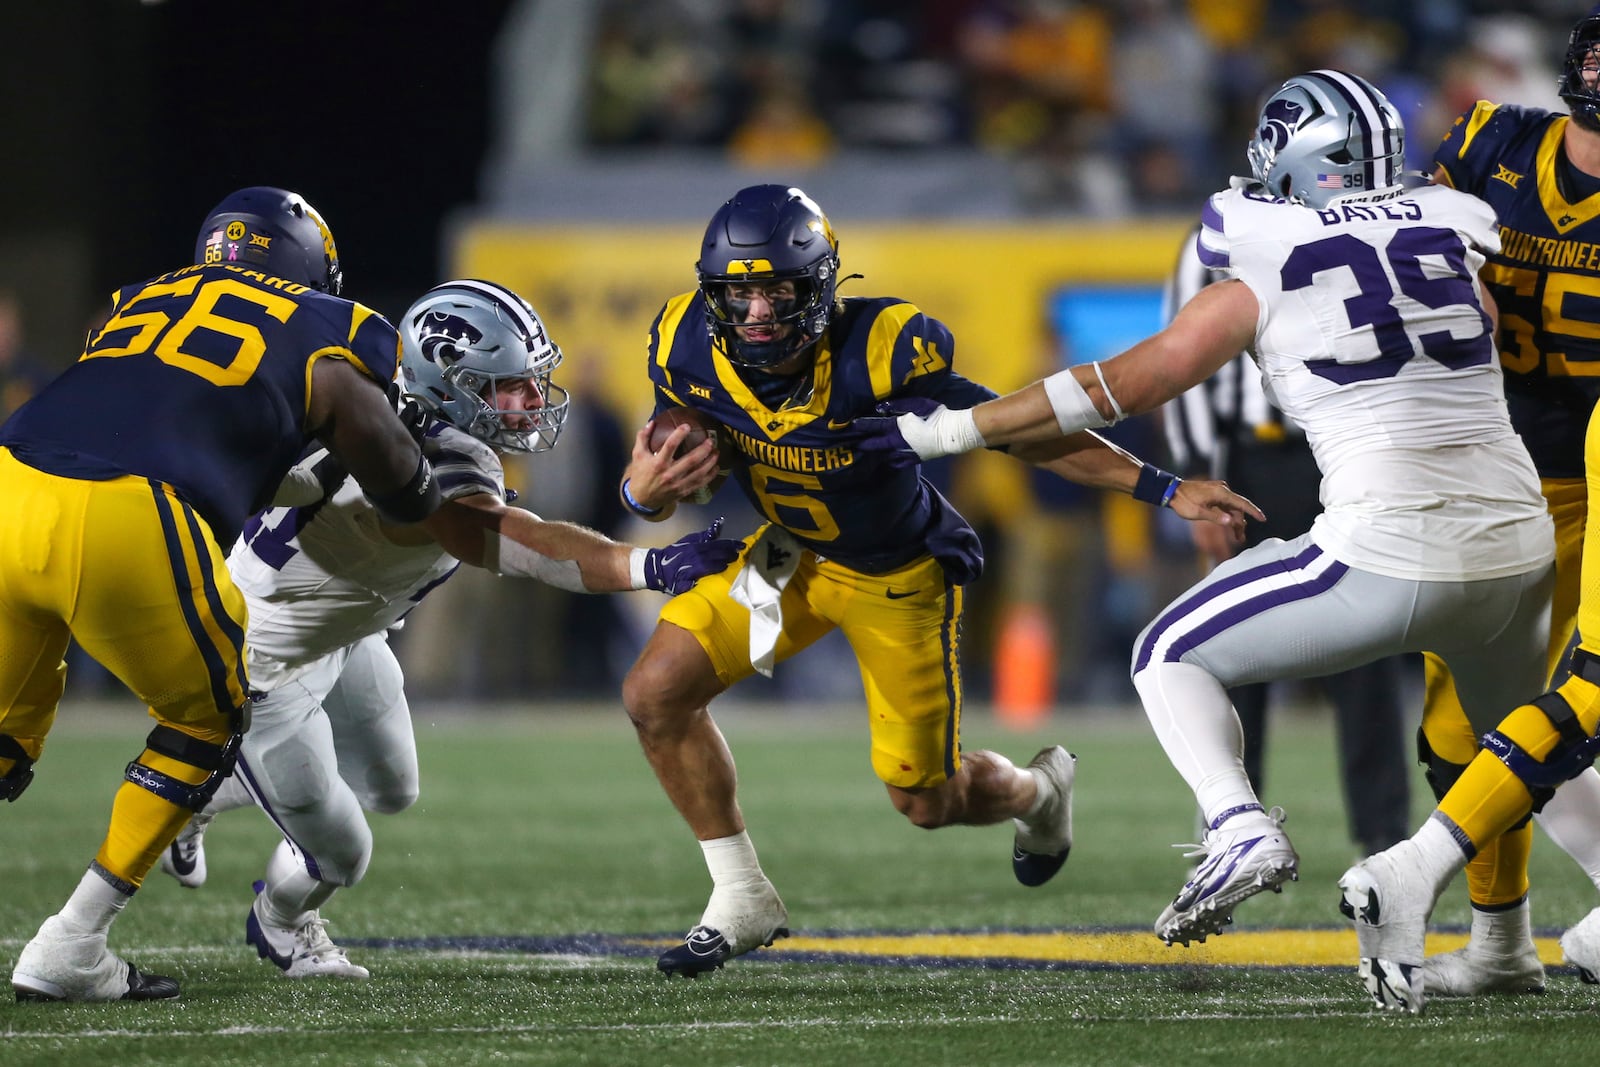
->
xmin=994 ymin=603 xmax=1054 ymax=727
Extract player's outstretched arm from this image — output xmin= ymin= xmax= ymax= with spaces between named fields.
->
xmin=858 ymin=281 xmax=1259 ymax=462
xmin=417 ymin=494 xmax=741 ymax=594
xmin=1015 ymin=431 xmax=1263 ymax=541
xmin=307 ymin=358 xmax=439 ymax=523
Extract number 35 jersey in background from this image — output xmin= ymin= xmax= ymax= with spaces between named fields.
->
xmin=647 ymin=294 xmax=993 ymax=582
xmin=0 ymin=263 xmax=400 ymax=544
xmin=1197 ymin=181 xmax=1552 ymax=582
xmin=1433 ymin=103 xmax=1600 ymax=480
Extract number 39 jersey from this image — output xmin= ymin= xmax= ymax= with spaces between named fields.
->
xmin=229 ymin=423 xmax=503 ymax=689
xmin=0 ymin=263 xmax=399 ymax=545
xmin=1433 ymin=103 xmax=1600 ymax=479
xmin=1198 ymin=181 xmax=1553 ymax=581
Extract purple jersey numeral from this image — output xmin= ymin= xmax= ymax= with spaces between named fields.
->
xmin=1282 ymin=226 xmax=1494 ymax=384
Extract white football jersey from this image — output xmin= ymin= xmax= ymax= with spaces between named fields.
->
xmin=230 ymin=424 xmax=505 ymax=689
xmin=1197 ymin=180 xmax=1553 ymax=581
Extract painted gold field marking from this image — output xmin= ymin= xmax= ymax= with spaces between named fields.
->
xmin=629 ymin=929 xmax=1568 ymax=967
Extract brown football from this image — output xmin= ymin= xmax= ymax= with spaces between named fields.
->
xmin=648 ymin=406 xmax=717 ymax=457
xmin=649 ymin=407 xmax=733 ymax=502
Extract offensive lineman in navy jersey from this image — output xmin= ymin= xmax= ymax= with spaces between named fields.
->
xmin=0 ymin=186 xmax=437 ymax=1002
xmin=620 ymin=184 xmax=1263 ymax=977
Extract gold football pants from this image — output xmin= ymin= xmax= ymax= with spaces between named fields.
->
xmin=661 ymin=526 xmax=964 ymax=790
xmin=0 ymin=448 xmax=248 ymax=886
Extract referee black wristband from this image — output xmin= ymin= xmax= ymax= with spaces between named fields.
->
xmin=1133 ymin=463 xmax=1182 ymax=508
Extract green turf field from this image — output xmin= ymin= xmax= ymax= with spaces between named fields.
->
xmin=5 ymin=699 xmax=1600 ymax=1066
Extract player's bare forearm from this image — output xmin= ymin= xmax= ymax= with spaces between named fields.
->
xmin=415 ymin=495 xmax=631 ymax=591
xmin=1018 ymin=431 xmax=1262 ymax=539
xmin=1011 ymin=431 xmax=1143 ymax=491
xmin=972 ymin=282 xmax=1258 ymax=446
xmin=309 ymin=359 xmax=426 ymax=500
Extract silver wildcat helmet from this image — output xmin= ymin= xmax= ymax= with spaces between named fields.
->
xmin=399 ymin=279 xmax=569 ymax=454
xmin=1247 ymin=69 xmax=1405 ymax=209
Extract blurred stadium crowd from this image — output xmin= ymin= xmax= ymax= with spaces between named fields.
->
xmin=10 ymin=0 xmax=1589 ymax=709
xmin=572 ymin=0 xmax=1569 ymax=212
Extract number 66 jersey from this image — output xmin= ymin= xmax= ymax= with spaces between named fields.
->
xmin=0 ymin=262 xmax=400 ymax=546
xmin=1197 ymin=179 xmax=1554 ymax=581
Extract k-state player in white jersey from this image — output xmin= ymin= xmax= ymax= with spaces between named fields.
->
xmin=855 ymin=69 xmax=1574 ymax=957
xmin=158 ymin=279 xmax=739 ymax=978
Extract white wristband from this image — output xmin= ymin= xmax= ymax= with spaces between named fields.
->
xmin=897 ymin=405 xmax=986 ymax=459
xmin=628 ymin=546 xmax=648 ymax=590
xmin=1042 ymin=369 xmax=1113 ymax=434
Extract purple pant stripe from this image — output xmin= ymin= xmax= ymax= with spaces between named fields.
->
xmin=235 ymin=754 xmax=326 ymax=881
xmin=1134 ymin=544 xmax=1340 ymax=673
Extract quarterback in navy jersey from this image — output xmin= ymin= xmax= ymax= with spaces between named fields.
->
xmin=1 ymin=187 xmax=436 ymax=1002
xmin=619 ymin=184 xmax=1262 ymax=977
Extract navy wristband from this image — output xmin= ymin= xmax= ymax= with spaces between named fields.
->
xmin=1133 ymin=463 xmax=1181 ymax=508
xmin=620 ymin=478 xmax=663 ymax=517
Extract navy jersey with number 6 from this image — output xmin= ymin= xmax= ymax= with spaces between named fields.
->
xmin=0 ymin=263 xmax=400 ymax=544
xmin=1433 ymin=102 xmax=1600 ymax=478
xmin=648 ymin=294 xmax=992 ymax=581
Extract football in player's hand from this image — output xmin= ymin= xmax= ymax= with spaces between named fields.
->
xmin=649 ymin=406 xmax=717 ymax=458
xmin=649 ymin=407 xmax=733 ymax=502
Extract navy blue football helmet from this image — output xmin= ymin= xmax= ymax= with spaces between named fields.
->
xmin=194 ymin=186 xmax=343 ymax=295
xmin=1561 ymin=11 xmax=1600 ymax=130
xmin=696 ymin=185 xmax=840 ymax=369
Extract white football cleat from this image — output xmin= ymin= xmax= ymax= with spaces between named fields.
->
xmin=1013 ymin=746 xmax=1076 ymax=887
xmin=246 ymin=883 xmax=369 ymax=979
xmin=1423 ymin=899 xmax=1544 ymax=997
xmin=657 ymin=877 xmax=789 ymax=978
xmin=1561 ymin=905 xmax=1600 ymax=983
xmin=158 ymin=811 xmax=215 ymax=889
xmin=11 ymin=914 xmax=179 ymax=1002
xmin=1339 ymin=840 xmax=1435 ymax=1014
xmin=1155 ymin=805 xmax=1298 ymax=946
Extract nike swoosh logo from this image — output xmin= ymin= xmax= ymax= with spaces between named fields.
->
xmin=167 ymin=845 xmax=196 ymax=876
xmin=827 ymin=418 xmax=852 ymax=430
xmin=885 ymin=589 xmax=916 ymax=600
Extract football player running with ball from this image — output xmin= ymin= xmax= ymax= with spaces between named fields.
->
xmin=620 ymin=183 xmax=1263 ymax=977
xmin=2 ymin=186 xmax=439 ymax=1002
xmin=855 ymin=71 xmax=1561 ymax=985
xmin=154 ymin=279 xmax=740 ymax=979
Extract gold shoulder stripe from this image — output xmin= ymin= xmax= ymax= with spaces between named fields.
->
xmin=1454 ymin=99 xmax=1501 ymax=161
xmin=349 ymin=301 xmax=378 ymax=345
xmin=654 ymin=292 xmax=701 ymax=379
xmin=867 ymin=301 xmax=922 ymax=400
